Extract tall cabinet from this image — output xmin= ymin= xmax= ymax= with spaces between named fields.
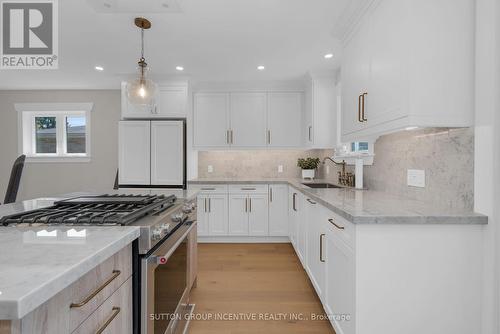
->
xmin=119 ymin=120 xmax=184 ymax=187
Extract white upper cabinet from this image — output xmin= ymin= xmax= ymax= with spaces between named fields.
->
xmin=267 ymin=92 xmax=303 ymax=147
xmin=193 ymin=93 xmax=230 ymax=148
xmin=121 ymin=82 xmax=188 ymax=119
xmin=230 ymin=93 xmax=267 ymax=147
xmin=118 ymin=121 xmax=150 ymax=185
xmin=193 ymin=91 xmax=304 ymax=150
xmin=341 ymin=0 xmax=475 ymax=141
xmin=305 ymin=75 xmax=338 ymax=149
xmin=150 ymin=121 xmax=184 ymax=186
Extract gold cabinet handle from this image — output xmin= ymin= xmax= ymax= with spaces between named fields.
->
xmin=70 ymin=270 xmax=121 ymax=308
xmin=358 ymin=94 xmax=363 ymax=122
xmin=362 ymin=92 xmax=368 ymax=121
xmin=319 ymin=234 xmax=325 ymax=262
xmin=95 ymin=307 xmax=121 ymax=334
xmin=328 ymin=218 xmax=345 ymax=230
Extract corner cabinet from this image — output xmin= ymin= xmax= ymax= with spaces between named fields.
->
xmin=193 ymin=92 xmax=303 ymax=149
xmin=341 ymin=0 xmax=475 ymax=141
xmin=121 ymin=82 xmax=188 ymax=119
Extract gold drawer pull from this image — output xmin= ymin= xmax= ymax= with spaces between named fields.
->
xmin=70 ymin=270 xmax=121 ymax=308
xmin=95 ymin=307 xmax=121 ymax=334
xmin=328 ymin=218 xmax=345 ymax=230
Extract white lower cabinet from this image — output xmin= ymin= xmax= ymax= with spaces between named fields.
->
xmin=324 ymin=229 xmax=355 ymax=334
xmin=248 ymin=194 xmax=269 ymax=236
xmin=288 ymin=189 xmax=299 ymax=247
xmin=229 ymin=194 xmax=250 ymax=235
xmin=269 ymin=184 xmax=289 ymax=236
xmin=306 ymin=200 xmax=327 ymax=298
xmin=296 ymin=192 xmax=307 ymax=266
xmin=197 ymin=194 xmax=229 ymax=236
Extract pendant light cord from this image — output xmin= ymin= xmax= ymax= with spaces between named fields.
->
xmin=141 ymin=27 xmax=144 ymax=60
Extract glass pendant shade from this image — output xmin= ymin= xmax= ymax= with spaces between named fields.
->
xmin=126 ymin=67 xmax=158 ymax=107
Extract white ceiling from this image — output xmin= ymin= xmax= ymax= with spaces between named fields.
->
xmin=0 ymin=0 xmax=354 ymax=90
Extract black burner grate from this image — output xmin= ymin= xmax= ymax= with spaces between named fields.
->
xmin=1 ymin=194 xmax=176 ymax=226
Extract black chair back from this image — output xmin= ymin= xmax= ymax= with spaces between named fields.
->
xmin=4 ymin=155 xmax=26 ymax=204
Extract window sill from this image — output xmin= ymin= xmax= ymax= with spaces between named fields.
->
xmin=25 ymin=156 xmax=91 ymax=163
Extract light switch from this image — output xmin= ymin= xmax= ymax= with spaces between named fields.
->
xmin=207 ymin=165 xmax=213 ymax=173
xmin=407 ymin=169 xmax=425 ymax=187
xmin=278 ymin=165 xmax=284 ymax=173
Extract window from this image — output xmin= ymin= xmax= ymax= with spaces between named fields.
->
xmin=16 ymin=103 xmax=93 ymax=162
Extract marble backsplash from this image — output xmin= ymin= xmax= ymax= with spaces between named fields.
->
xmin=197 ymin=127 xmax=474 ymax=210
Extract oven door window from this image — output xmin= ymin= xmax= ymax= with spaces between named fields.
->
xmin=153 ymin=239 xmax=187 ymax=334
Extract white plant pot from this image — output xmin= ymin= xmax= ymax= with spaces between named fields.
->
xmin=302 ymin=169 xmax=315 ymax=180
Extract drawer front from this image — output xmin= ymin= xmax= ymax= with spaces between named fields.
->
xmin=190 ymin=184 xmax=228 ymax=194
xmin=72 ymin=278 xmax=132 ymax=334
xmin=228 ymin=184 xmax=268 ymax=194
xmin=324 ymin=211 xmax=355 ymax=249
xmin=69 ymin=244 xmax=132 ymax=332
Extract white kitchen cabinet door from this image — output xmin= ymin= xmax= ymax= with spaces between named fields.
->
xmin=118 ymin=121 xmax=150 ymax=185
xmin=267 ymin=93 xmax=302 ymax=147
xmin=229 ymin=93 xmax=267 ymax=147
xmin=150 ymin=121 xmax=184 ymax=186
xmin=207 ymin=194 xmax=229 ymax=236
xmin=229 ymin=195 xmax=249 ymax=235
xmin=196 ymin=195 xmax=209 ymax=236
xmin=156 ymin=86 xmax=188 ymax=118
xmin=288 ymin=189 xmax=299 ymax=247
xmin=325 ymin=231 xmax=355 ymax=334
xmin=193 ymin=93 xmax=230 ymax=148
xmin=364 ymin=0 xmax=407 ymax=128
xmin=248 ymin=194 xmax=269 ymax=236
xmin=269 ymin=185 xmax=289 ymax=236
xmin=306 ymin=199 xmax=326 ymax=298
xmin=341 ymin=18 xmax=371 ymax=137
xmin=296 ymin=192 xmax=307 ymax=265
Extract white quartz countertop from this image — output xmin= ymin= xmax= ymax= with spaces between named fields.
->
xmin=188 ymin=178 xmax=488 ymax=224
xmin=0 ymin=226 xmax=140 ymax=319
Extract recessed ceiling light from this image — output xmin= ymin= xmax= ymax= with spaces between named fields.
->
xmin=94 ymin=66 xmax=104 ymax=71
xmin=405 ymin=126 xmax=419 ymax=131
xmin=176 ymin=66 xmax=184 ymax=71
xmin=324 ymin=53 xmax=334 ymax=59
xmin=257 ymin=65 xmax=265 ymax=71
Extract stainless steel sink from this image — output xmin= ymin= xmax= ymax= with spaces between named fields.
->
xmin=302 ymin=183 xmax=342 ymax=189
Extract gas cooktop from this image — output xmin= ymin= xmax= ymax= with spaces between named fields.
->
xmin=0 ymin=194 xmax=177 ymax=226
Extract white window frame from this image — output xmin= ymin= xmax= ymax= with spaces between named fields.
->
xmin=15 ymin=103 xmax=93 ymax=163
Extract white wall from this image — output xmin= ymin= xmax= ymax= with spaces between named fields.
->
xmin=475 ymin=0 xmax=500 ymax=332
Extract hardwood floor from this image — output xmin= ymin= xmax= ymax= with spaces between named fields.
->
xmin=188 ymin=243 xmax=335 ymax=334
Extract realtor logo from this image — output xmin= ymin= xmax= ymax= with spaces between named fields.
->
xmin=1 ymin=0 xmax=58 ymax=69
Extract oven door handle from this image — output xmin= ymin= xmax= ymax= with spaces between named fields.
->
xmin=147 ymin=223 xmax=194 ymax=266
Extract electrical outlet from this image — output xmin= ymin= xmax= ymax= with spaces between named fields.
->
xmin=278 ymin=165 xmax=284 ymax=173
xmin=407 ymin=169 xmax=425 ymax=187
xmin=207 ymin=165 xmax=213 ymax=173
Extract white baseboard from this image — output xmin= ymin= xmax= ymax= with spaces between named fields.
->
xmin=198 ymin=236 xmax=291 ymax=243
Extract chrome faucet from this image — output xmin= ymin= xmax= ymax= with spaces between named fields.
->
xmin=322 ymin=157 xmax=355 ymax=187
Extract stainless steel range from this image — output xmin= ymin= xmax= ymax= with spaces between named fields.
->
xmin=0 ymin=194 xmax=198 ymax=334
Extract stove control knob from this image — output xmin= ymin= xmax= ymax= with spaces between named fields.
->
xmin=182 ymin=206 xmax=192 ymax=214
xmin=160 ymin=223 xmax=171 ymax=231
xmin=171 ymin=213 xmax=183 ymax=222
xmin=151 ymin=229 xmax=162 ymax=241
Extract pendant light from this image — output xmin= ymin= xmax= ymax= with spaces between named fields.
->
xmin=125 ymin=17 xmax=158 ymax=108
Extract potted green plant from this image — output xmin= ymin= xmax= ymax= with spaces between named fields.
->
xmin=297 ymin=157 xmax=320 ymax=179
